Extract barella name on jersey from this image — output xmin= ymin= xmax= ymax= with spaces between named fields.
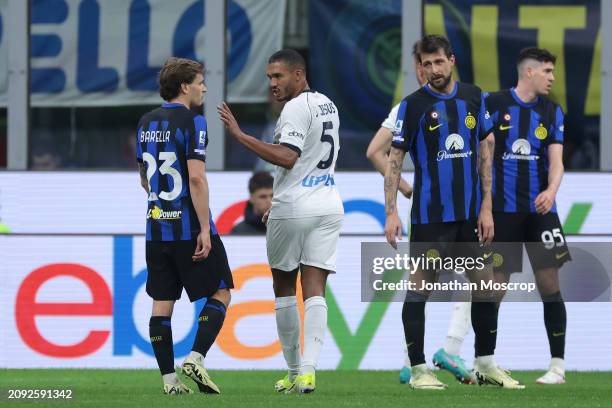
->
xmin=146 ymin=206 xmax=182 ymax=221
xmin=140 ymin=130 xmax=171 ymax=143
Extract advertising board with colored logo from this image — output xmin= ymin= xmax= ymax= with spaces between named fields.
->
xmin=2 ymin=235 xmax=612 ymax=370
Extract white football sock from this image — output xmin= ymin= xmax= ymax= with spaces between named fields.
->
xmin=275 ymin=296 xmax=301 ymax=379
xmin=550 ymin=357 xmax=565 ymax=372
xmin=188 ymin=350 xmax=204 ymax=364
xmin=301 ymin=296 xmax=327 ymax=375
xmin=476 ymin=354 xmax=496 ymax=369
xmin=444 ymin=302 xmax=471 ymax=356
xmin=162 ymin=372 xmax=179 ymax=385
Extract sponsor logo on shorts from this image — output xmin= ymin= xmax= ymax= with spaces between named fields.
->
xmin=426 ymin=249 xmax=440 ymax=259
xmin=555 ymin=251 xmax=569 ymax=260
xmin=493 ymin=253 xmax=504 ymax=268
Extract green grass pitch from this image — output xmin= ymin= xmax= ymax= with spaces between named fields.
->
xmin=1 ymin=369 xmax=610 ymax=407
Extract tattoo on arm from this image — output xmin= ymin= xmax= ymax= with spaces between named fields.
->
xmin=384 ymin=148 xmax=405 ymax=215
xmin=478 ymin=135 xmax=494 ymax=200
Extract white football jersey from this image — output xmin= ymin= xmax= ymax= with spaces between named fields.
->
xmin=269 ymin=91 xmax=344 ymax=219
xmin=381 ymin=103 xmax=401 ymax=130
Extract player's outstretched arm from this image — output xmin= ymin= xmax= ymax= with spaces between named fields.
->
xmin=535 ymin=144 xmax=564 ymax=214
xmin=384 ymin=147 xmax=405 ymax=249
xmin=367 ymin=127 xmax=413 ymax=199
xmin=477 ymin=133 xmax=495 ymax=244
xmin=217 ymin=102 xmax=299 ymax=169
xmin=187 ymin=159 xmax=211 ymax=260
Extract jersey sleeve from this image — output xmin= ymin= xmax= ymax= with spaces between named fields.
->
xmin=277 ymin=100 xmax=310 ymax=156
xmin=479 ymin=92 xmax=494 ymax=140
xmin=549 ymin=105 xmax=565 ymax=145
xmin=136 ymin=121 xmax=143 ymax=163
xmin=390 ymin=99 xmax=410 ymax=151
xmin=186 ymin=114 xmax=208 ymax=161
xmin=484 ymin=93 xmax=500 ymax=129
xmin=381 ymin=103 xmax=401 ymax=130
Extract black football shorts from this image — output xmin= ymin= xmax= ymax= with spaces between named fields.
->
xmin=145 ymin=234 xmax=234 ymax=302
xmin=491 ymin=211 xmax=571 ymax=274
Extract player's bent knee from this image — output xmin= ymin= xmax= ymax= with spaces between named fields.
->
xmin=535 ymin=267 xmax=560 ymax=296
xmin=211 ymin=288 xmax=231 ymax=308
xmin=271 ymin=268 xmax=298 ymax=297
xmin=151 ymin=300 xmax=175 ymax=316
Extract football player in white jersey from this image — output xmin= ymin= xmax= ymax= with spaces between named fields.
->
xmin=218 ymin=49 xmax=343 ymax=394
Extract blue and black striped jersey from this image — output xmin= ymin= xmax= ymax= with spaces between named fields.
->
xmin=486 ymin=88 xmax=564 ymax=213
xmin=136 ymin=102 xmax=218 ymax=241
xmin=392 ymin=82 xmax=493 ymax=224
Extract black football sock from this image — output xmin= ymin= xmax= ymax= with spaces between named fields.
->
xmin=542 ymin=292 xmax=566 ymax=359
xmin=471 ymin=300 xmax=497 ymax=357
xmin=149 ymin=316 xmax=174 ymax=375
xmin=192 ymin=299 xmax=227 ymax=357
xmin=402 ymin=291 xmax=428 ymax=366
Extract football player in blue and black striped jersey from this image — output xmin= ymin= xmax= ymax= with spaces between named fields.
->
xmin=136 ymin=57 xmax=233 ymax=395
xmin=487 ymin=48 xmax=569 ymax=385
xmin=384 ymin=35 xmax=523 ymax=389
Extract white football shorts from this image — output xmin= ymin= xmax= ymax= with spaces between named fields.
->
xmin=266 ymin=214 xmax=343 ymax=272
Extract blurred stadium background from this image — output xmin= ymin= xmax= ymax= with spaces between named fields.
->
xmin=1 ymin=0 xmax=611 ymax=376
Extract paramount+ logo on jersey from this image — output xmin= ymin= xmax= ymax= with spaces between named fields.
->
xmin=146 ymin=206 xmax=182 ymax=221
xmin=437 ymin=133 xmax=473 ymax=161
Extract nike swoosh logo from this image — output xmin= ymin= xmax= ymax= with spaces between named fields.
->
xmin=429 ymin=124 xmax=442 ymax=131
xmin=489 ymin=329 xmax=497 ymax=334
xmin=552 ymin=332 xmax=565 ymax=337
xmin=406 ymin=342 xmax=414 ymax=348
xmin=555 ymin=251 xmax=568 ymax=260
xmin=499 ymin=125 xmax=513 ymax=131
xmin=483 ymin=251 xmax=493 ymax=259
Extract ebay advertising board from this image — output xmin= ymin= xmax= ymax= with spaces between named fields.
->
xmin=2 ymin=234 xmax=612 ymax=370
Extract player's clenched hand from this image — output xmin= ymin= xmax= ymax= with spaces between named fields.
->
xmin=217 ymin=102 xmax=242 ymax=138
xmin=534 ymin=189 xmax=555 ymax=214
xmin=477 ymin=207 xmax=494 ymax=245
xmin=385 ymin=212 xmax=403 ymax=249
xmin=193 ymin=231 xmax=211 ymax=261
